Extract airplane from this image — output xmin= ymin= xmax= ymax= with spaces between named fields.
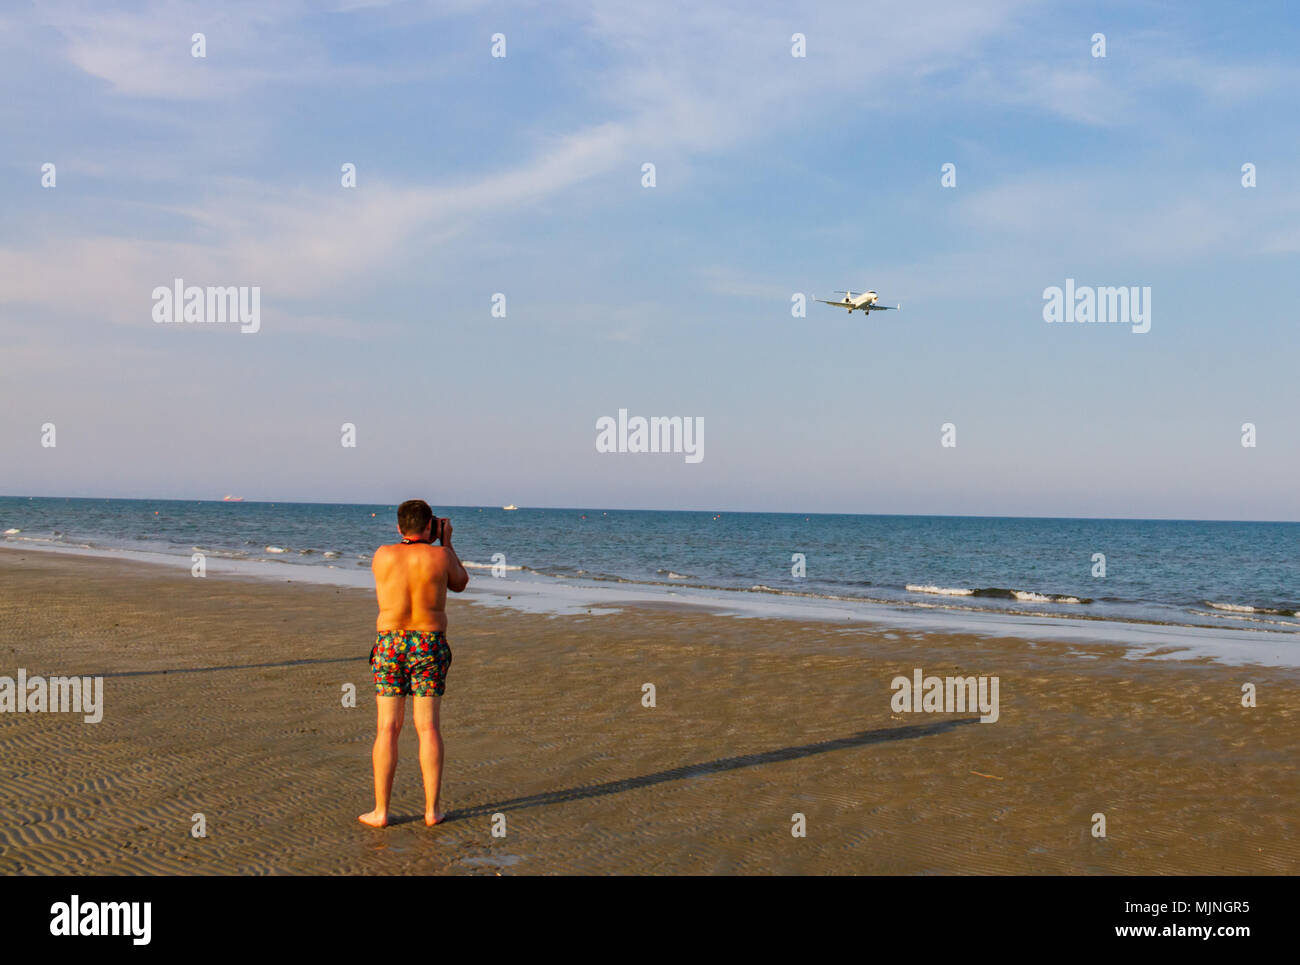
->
xmin=815 ymin=289 xmax=901 ymax=315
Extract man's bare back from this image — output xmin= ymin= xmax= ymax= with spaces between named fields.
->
xmin=372 ymin=531 xmax=466 ymax=632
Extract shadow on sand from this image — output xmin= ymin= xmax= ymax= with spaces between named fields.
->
xmin=92 ymin=655 xmax=365 ymax=678
xmin=445 ymin=717 xmax=979 ymax=822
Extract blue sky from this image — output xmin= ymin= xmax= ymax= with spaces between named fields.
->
xmin=2 ymin=0 xmax=1298 ymax=519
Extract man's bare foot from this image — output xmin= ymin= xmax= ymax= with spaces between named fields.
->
xmin=358 ymin=809 xmax=389 ymax=828
xmin=425 ymin=810 xmax=446 ymax=827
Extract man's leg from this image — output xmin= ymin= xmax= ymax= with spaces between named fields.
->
xmin=359 ymin=695 xmax=405 ymax=827
xmin=413 ymin=696 xmax=445 ymax=825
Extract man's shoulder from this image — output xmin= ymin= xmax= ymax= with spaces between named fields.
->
xmin=374 ymin=542 xmax=446 ymax=560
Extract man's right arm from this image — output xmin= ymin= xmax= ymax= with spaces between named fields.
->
xmin=436 ymin=519 xmax=470 ymax=593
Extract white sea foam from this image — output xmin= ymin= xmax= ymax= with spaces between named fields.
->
xmin=1203 ymin=601 xmax=1295 ymax=618
xmin=1013 ymin=590 xmax=1084 ymax=604
xmin=907 ymin=584 xmax=975 ymax=596
xmin=265 ymin=546 xmax=287 ymax=554
xmin=1207 ymin=601 xmax=1256 ymax=613
xmin=1201 ymin=610 xmax=1299 ymax=628
xmin=3 ymin=528 xmax=20 ymax=535
xmin=463 ymin=560 xmax=524 ymax=571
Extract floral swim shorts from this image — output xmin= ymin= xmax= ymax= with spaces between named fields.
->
xmin=370 ymin=630 xmax=452 ymax=697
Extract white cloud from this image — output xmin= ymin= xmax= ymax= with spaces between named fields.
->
xmin=8 ymin=0 xmax=1299 ymax=337
xmin=953 ymin=171 xmax=1300 ymax=262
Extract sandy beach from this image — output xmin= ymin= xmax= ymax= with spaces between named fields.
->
xmin=0 ymin=546 xmax=1296 ymax=875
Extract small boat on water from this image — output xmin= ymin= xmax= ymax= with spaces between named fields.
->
xmin=222 ymin=495 xmax=244 ymax=502
xmin=502 ymin=504 xmax=518 ymax=511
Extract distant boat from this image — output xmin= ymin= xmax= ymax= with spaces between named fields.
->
xmin=222 ymin=495 xmax=244 ymax=502
xmin=502 ymin=504 xmax=518 ymax=511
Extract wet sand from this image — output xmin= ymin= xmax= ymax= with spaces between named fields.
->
xmin=1 ymin=547 xmax=1297 ymax=875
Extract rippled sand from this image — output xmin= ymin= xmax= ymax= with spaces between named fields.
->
xmin=1 ymin=548 xmax=1296 ymax=874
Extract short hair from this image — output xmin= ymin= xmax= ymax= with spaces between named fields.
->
xmin=397 ymin=499 xmax=433 ymax=536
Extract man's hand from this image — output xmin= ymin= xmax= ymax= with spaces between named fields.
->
xmin=435 ymin=517 xmax=453 ymax=545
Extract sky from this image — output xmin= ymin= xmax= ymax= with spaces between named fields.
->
xmin=1 ymin=0 xmax=1298 ymax=519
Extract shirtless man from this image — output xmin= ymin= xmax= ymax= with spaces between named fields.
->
xmin=359 ymin=499 xmax=469 ymax=828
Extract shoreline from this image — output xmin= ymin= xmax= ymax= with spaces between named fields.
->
xmin=4 ymin=542 xmax=1299 ymax=669
xmin=1 ymin=548 xmax=1298 ymax=874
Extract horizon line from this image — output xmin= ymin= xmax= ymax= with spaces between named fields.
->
xmin=2 ymin=492 xmax=1297 ymax=527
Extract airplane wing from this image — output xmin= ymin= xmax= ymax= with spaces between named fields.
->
xmin=816 ymin=298 xmax=854 ymax=308
xmin=865 ymin=303 xmax=900 ymax=311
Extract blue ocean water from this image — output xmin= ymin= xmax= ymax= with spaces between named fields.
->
xmin=2 ymin=496 xmax=1298 ymax=638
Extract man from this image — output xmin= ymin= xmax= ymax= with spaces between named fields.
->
xmin=359 ymin=499 xmax=469 ymax=828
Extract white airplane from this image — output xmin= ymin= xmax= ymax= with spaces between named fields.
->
xmin=815 ymin=289 xmax=901 ymax=315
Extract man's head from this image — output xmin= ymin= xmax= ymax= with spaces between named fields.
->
xmin=397 ymin=499 xmax=433 ymax=538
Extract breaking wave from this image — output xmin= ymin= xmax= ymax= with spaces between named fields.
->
xmin=1204 ymin=601 xmax=1297 ymax=617
xmin=657 ymin=569 xmax=695 ymax=580
xmin=907 ymin=584 xmax=1090 ymax=604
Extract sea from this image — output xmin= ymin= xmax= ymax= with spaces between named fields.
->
xmin=3 ymin=496 xmax=1298 ymax=665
